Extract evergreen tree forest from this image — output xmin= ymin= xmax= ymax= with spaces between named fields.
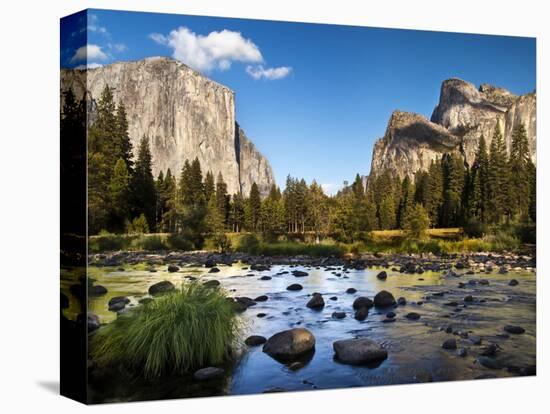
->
xmin=62 ymin=86 xmax=536 ymax=246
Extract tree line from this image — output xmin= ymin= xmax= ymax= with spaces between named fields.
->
xmin=61 ymin=84 xmax=536 ymax=245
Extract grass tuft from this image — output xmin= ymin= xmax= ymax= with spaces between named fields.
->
xmin=91 ymin=283 xmax=240 ymax=378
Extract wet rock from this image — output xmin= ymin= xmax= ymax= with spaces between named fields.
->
xmin=263 ymin=328 xmax=315 ymax=361
xmin=405 ymin=312 xmax=421 ymax=320
xmin=251 ymin=263 xmax=270 ymax=272
xmin=306 ymin=293 xmax=325 ymax=309
xmin=89 ymin=285 xmax=108 ymax=296
xmin=504 ymin=325 xmax=525 ymax=334
xmin=463 ymin=295 xmax=474 ymax=302
xmin=457 ymin=348 xmax=468 ymax=357
xmin=204 ymin=259 xmax=216 ymax=268
xmin=386 ymin=311 xmax=396 ymax=319
xmin=445 ymin=325 xmax=453 ymax=334
xmin=354 ymin=307 xmax=369 ymax=321
xmin=329 ymin=296 xmax=338 ymax=301
xmin=203 ymin=279 xmax=220 ymax=288
xmin=397 ymin=297 xmax=407 ymax=306
xmin=382 ymin=317 xmax=396 ymax=323
xmin=480 ymin=343 xmax=499 ymax=356
xmin=479 ymin=279 xmax=489 ymax=285
xmin=333 ymin=338 xmax=388 ymax=365
xmin=442 ymin=339 xmax=457 ymax=350
xmin=257 ymin=313 xmax=267 ymax=318
xmin=374 ymin=290 xmax=396 ymax=308
xmin=108 ymin=296 xmax=130 ymax=311
xmin=287 ymin=283 xmax=303 ymax=291
xmin=353 ymin=296 xmax=374 ymax=310
xmin=469 ymin=335 xmax=482 ymax=345
xmin=87 ymin=313 xmax=101 ymax=332
xmin=444 ymin=301 xmax=459 ymax=307
xmin=292 ymin=270 xmax=309 ymax=277
xmin=208 ymin=267 xmax=220 ymax=273
xmin=332 ymin=312 xmax=346 ymax=319
xmin=148 ymin=280 xmax=175 ymax=295
xmin=167 ymin=264 xmax=179 ymax=272
xmin=259 ymin=275 xmax=272 ymax=281
xmin=245 ymin=335 xmax=267 ymax=346
xmin=193 ymin=367 xmax=225 ymax=381
xmin=254 ymin=295 xmax=268 ymax=302
xmin=346 ymin=288 xmax=357 ymax=294
xmin=478 ymin=356 xmax=501 ymax=370
xmin=498 ymin=266 xmax=509 ymax=274
xmin=376 ymin=271 xmax=388 ymax=280
xmin=235 ymin=297 xmax=256 ymax=308
xmin=508 ymin=279 xmax=519 ymax=286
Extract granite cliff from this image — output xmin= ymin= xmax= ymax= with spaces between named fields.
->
xmin=60 ymin=57 xmax=275 ymax=196
xmin=369 ymin=78 xmax=536 ymax=180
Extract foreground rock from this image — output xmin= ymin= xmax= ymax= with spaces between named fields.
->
xmin=193 ymin=367 xmax=225 ymax=381
xmin=245 ymin=335 xmax=267 ymax=346
xmin=374 ymin=290 xmax=396 ymax=308
xmin=306 ymin=293 xmax=325 ymax=309
xmin=108 ymin=296 xmax=130 ymax=312
xmin=333 ymin=338 xmax=388 ymax=365
xmin=263 ymin=328 xmax=315 ymax=361
xmin=87 ymin=313 xmax=101 ymax=332
xmin=148 ymin=280 xmax=175 ymax=295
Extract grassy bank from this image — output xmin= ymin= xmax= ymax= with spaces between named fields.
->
xmin=90 ymin=224 xmax=532 ymax=255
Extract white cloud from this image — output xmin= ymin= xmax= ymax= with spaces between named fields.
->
xmin=321 ymin=183 xmax=343 ymax=196
xmin=246 ymin=65 xmax=292 ymax=80
xmin=88 ymin=14 xmax=108 ymax=35
xmin=74 ymin=62 xmax=104 ymax=70
xmin=107 ymin=43 xmax=127 ymax=53
xmin=150 ymin=26 xmax=263 ymax=72
xmin=70 ymin=44 xmax=108 ymax=63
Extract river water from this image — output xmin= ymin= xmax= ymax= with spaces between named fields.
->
xmin=61 ymin=260 xmax=536 ymax=401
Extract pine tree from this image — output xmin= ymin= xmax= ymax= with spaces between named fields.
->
xmin=425 ymin=159 xmax=444 ymax=226
xmin=397 ymin=176 xmax=415 ymax=229
xmin=229 ymin=192 xmax=246 ymax=232
xmin=215 ymin=172 xmax=229 ymax=227
xmin=508 ymin=124 xmax=532 ymax=219
xmin=307 ymin=181 xmax=329 ymax=240
xmin=487 ymin=125 xmax=510 ymax=223
xmin=378 ymin=195 xmax=396 ymax=229
xmin=130 ymin=136 xmax=157 ymax=231
xmin=247 ymin=182 xmax=262 ymax=232
xmin=204 ymin=171 xmax=215 ymax=202
xmin=441 ymin=153 xmax=465 ymax=227
xmin=108 ymin=158 xmax=131 ymax=232
xmin=114 ymin=102 xmax=133 ymax=172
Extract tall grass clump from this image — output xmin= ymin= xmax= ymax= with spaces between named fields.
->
xmin=91 ymin=283 xmax=240 ymax=378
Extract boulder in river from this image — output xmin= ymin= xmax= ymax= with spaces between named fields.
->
xmin=333 ymin=338 xmax=388 ymax=365
xmin=263 ymin=328 xmax=315 ymax=361
xmin=504 ymin=325 xmax=525 ymax=334
xmin=376 ymin=271 xmax=388 ymax=280
xmin=478 ymin=356 xmax=501 ymax=370
xmin=108 ymin=296 xmax=130 ymax=311
xmin=346 ymin=288 xmax=357 ymax=294
xmin=354 ymin=307 xmax=369 ymax=321
xmin=374 ymin=290 xmax=396 ymax=308
xmin=193 ymin=367 xmax=225 ymax=381
xmin=204 ymin=259 xmax=216 ymax=268
xmin=259 ymin=275 xmax=272 ymax=280
xmin=208 ymin=267 xmax=221 ymax=273
xmin=353 ymin=296 xmax=374 ymax=310
xmin=397 ymin=296 xmax=407 ymax=306
xmin=306 ymin=293 xmax=325 ymax=309
xmin=88 ymin=285 xmax=108 ymax=296
xmin=332 ymin=312 xmax=346 ymax=319
xmin=148 ymin=280 xmax=175 ymax=295
xmin=245 ymin=335 xmax=267 ymax=346
xmin=442 ymin=339 xmax=457 ymax=350
xmin=292 ymin=270 xmax=309 ymax=277
xmin=203 ymin=279 xmax=220 ymax=288
xmin=287 ymin=283 xmax=303 ymax=291
xmin=254 ymin=295 xmax=268 ymax=302
xmin=405 ymin=312 xmax=421 ymax=320
xmin=167 ymin=264 xmax=179 ymax=273
xmin=508 ymin=279 xmax=519 ymax=286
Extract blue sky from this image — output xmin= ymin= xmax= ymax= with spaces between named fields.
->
xmin=61 ymin=9 xmax=536 ymax=194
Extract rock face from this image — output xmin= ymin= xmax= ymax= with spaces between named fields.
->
xmin=369 ymin=78 xmax=536 ymax=180
xmin=60 ymin=57 xmax=275 ymax=196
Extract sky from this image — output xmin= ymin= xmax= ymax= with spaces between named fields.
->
xmin=61 ymin=9 xmax=536 ymax=194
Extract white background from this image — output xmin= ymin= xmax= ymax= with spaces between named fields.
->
xmin=0 ymin=0 xmax=547 ymax=412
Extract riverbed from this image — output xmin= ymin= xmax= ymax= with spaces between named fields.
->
xmin=61 ymin=257 xmax=536 ymax=401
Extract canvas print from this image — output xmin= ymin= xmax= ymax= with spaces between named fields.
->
xmin=60 ymin=9 xmax=536 ymax=404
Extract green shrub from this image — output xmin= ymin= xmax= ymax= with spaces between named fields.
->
xmin=89 ymin=233 xmax=128 ymax=252
xmin=132 ymin=235 xmax=166 ymax=251
xmin=463 ymin=219 xmax=487 ymax=238
xmin=126 ymin=214 xmax=150 ymax=234
xmin=91 ymin=283 xmax=240 ymax=378
xmin=167 ymin=233 xmax=194 ymax=251
xmin=237 ymin=233 xmax=261 ymax=254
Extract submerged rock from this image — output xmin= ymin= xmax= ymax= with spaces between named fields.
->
xmin=477 ymin=356 xmax=501 ymax=370
xmin=286 ymin=283 xmax=303 ymax=291
xmin=376 ymin=271 xmax=388 ymax=280
xmin=442 ymin=339 xmax=457 ymax=350
xmin=292 ymin=270 xmax=309 ymax=277
xmin=504 ymin=325 xmax=525 ymax=334
xmin=332 ymin=311 xmax=346 ymax=319
xmin=346 ymin=288 xmax=357 ymax=294
xmin=405 ymin=312 xmax=421 ymax=320
xmin=263 ymin=328 xmax=315 ymax=361
xmin=167 ymin=264 xmax=179 ymax=272
xmin=333 ymin=338 xmax=388 ymax=365
xmin=508 ymin=279 xmax=519 ymax=286
xmin=254 ymin=295 xmax=268 ymax=302
xmin=203 ymin=279 xmax=220 ymax=288
xmin=88 ymin=285 xmax=108 ymax=296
